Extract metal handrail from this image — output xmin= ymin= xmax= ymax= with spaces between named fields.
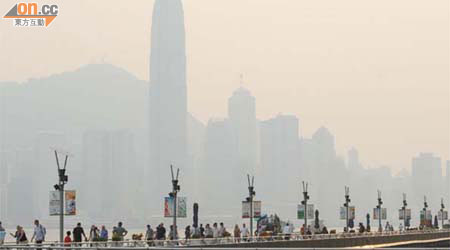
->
xmin=0 ymin=228 xmax=448 ymax=248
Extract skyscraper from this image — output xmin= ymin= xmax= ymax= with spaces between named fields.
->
xmin=149 ymin=0 xmax=187 ymax=206
xmin=228 ymin=87 xmax=259 ymax=175
xmin=259 ymin=114 xmax=300 ymax=218
xmin=411 ymin=153 xmax=442 ymax=210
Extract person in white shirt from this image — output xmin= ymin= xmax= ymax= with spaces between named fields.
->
xmin=241 ymin=223 xmax=249 ymax=241
xmin=283 ymin=223 xmax=291 ymax=240
xmin=212 ymin=223 xmax=219 ymax=238
xmin=204 ymin=224 xmax=213 ymax=238
xmin=218 ymin=223 xmax=226 ymax=237
xmin=31 ymin=219 xmax=46 ymax=250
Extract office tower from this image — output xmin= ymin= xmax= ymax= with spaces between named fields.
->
xmin=228 ymin=87 xmax=259 ymax=175
xmin=411 ymin=153 xmax=442 ymax=209
xmin=259 ymin=114 xmax=300 ymax=218
xmin=149 ymin=0 xmax=187 ymax=206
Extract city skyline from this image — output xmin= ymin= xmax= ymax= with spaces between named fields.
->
xmin=0 ymin=61 xmax=448 ymax=227
xmin=0 ymin=0 xmax=449 ymax=232
xmin=0 ymin=0 xmax=448 ymax=172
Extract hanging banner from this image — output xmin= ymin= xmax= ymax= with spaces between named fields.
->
xmin=398 ymin=209 xmax=411 ymax=220
xmin=164 ymin=197 xmax=187 ymax=218
xmin=49 ymin=191 xmax=60 ymax=216
xmin=50 ymin=190 xmax=77 ymax=216
xmin=254 ymin=201 xmax=261 ymax=218
xmin=340 ymin=206 xmax=355 ymax=220
xmin=438 ymin=210 xmax=448 ymax=220
xmin=373 ymin=208 xmax=387 ymax=220
xmin=65 ymin=190 xmax=76 ymax=215
xmin=420 ymin=210 xmax=432 ymax=227
xmin=350 ymin=206 xmax=355 ymax=220
xmin=297 ymin=204 xmax=314 ymax=219
xmin=242 ymin=201 xmax=262 ymax=218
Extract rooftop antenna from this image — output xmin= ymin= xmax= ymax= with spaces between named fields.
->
xmin=239 ymin=73 xmax=244 ymax=87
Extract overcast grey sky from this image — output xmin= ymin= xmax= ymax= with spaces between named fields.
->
xmin=1 ymin=0 xmax=449 ymax=173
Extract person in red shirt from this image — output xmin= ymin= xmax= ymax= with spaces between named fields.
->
xmin=64 ymin=231 xmax=72 ymax=246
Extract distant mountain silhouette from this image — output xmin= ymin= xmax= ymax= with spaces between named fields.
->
xmin=0 ymin=63 xmax=148 ymax=147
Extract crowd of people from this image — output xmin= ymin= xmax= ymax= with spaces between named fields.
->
xmin=0 ymin=220 xmax=129 ymax=246
xmin=0 ymin=218 xmax=431 ymax=246
xmin=143 ymin=222 xmax=252 ymax=245
xmin=0 ymin=220 xmax=255 ymax=246
xmin=0 ymin=220 xmax=47 ymax=247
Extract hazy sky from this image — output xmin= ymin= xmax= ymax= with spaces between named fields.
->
xmin=1 ymin=0 xmax=449 ymax=173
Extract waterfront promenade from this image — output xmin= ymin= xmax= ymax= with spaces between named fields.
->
xmin=0 ymin=229 xmax=448 ymax=249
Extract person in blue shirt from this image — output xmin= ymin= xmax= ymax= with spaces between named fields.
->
xmin=100 ymin=225 xmax=108 ymax=240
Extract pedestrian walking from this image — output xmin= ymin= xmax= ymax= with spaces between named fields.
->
xmin=73 ymin=222 xmax=88 ymax=246
xmin=30 ymin=219 xmax=46 ymax=250
xmin=10 ymin=226 xmax=28 ymax=244
xmin=212 ymin=223 xmax=219 ymax=238
xmin=218 ymin=223 xmax=226 ymax=237
xmin=88 ymin=225 xmax=99 ymax=244
xmin=233 ymin=224 xmax=241 ymax=243
xmin=168 ymin=225 xmax=178 ymax=240
xmin=64 ymin=231 xmax=72 ymax=246
xmin=99 ymin=226 xmax=108 ymax=241
xmin=155 ymin=223 xmax=166 ymax=246
xmin=0 ymin=221 xmax=5 ymax=245
xmin=199 ymin=224 xmax=205 ymax=238
xmin=185 ymin=225 xmax=191 ymax=240
xmin=204 ymin=224 xmax=213 ymax=238
xmin=113 ymin=222 xmax=128 ymax=241
xmin=241 ymin=224 xmax=249 ymax=241
xmin=145 ymin=225 xmax=154 ymax=246
xmin=283 ymin=223 xmax=291 ymax=240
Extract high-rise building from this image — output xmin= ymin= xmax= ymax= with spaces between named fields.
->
xmin=306 ymin=127 xmax=348 ymax=226
xmin=149 ymin=0 xmax=187 ymax=207
xmin=411 ymin=153 xmax=442 ymax=210
xmin=202 ymin=118 xmax=238 ymax=214
xmin=347 ymin=147 xmax=362 ymax=170
xmin=81 ymin=129 xmax=136 ymax=220
xmin=259 ymin=114 xmax=300 ymax=218
xmin=228 ymin=87 xmax=259 ymax=175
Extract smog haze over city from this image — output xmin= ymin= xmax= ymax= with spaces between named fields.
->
xmin=0 ymin=0 xmax=449 ymax=237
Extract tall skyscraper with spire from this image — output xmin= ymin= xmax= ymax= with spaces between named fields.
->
xmin=149 ymin=0 xmax=187 ymax=206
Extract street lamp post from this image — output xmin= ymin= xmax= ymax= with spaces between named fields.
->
xmin=169 ymin=165 xmax=180 ymax=240
xmin=376 ymin=190 xmax=383 ymax=232
xmin=401 ymin=193 xmax=408 ymax=230
xmin=301 ymin=181 xmax=310 ymax=231
xmin=440 ymin=198 xmax=445 ymax=229
xmin=54 ymin=150 xmax=68 ymax=243
xmin=343 ymin=186 xmax=351 ymax=232
xmin=402 ymin=193 xmax=408 ymax=230
xmin=423 ymin=196 xmax=428 ymax=228
xmin=246 ymin=174 xmax=255 ymax=241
